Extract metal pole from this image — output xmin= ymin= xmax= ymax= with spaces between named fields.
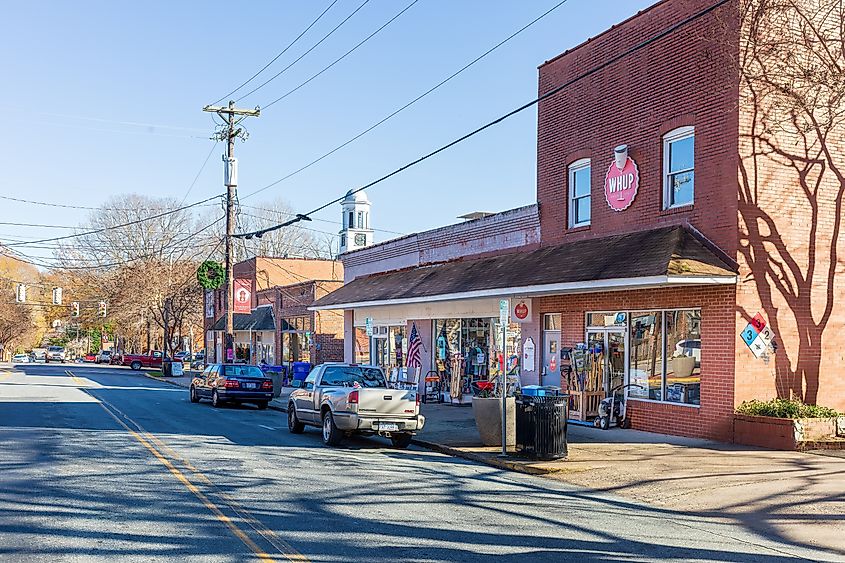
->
xmin=224 ymin=102 xmax=236 ymax=364
xmin=501 ymin=319 xmax=507 ymax=456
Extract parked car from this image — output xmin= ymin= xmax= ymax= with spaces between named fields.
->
xmin=45 ymin=346 xmax=66 ymax=363
xmin=96 ymin=350 xmax=112 ymax=364
xmin=287 ymin=363 xmax=424 ymax=448
xmin=121 ymin=350 xmax=163 ymax=370
xmin=674 ymin=339 xmax=701 ymax=363
xmin=174 ymin=351 xmax=191 ymax=362
xmin=12 ymin=353 xmax=30 ymax=363
xmin=189 ymin=364 xmax=273 ymax=409
xmin=83 ymin=354 xmax=97 ymax=363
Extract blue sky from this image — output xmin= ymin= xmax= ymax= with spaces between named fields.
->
xmin=1 ymin=0 xmax=655 ymax=260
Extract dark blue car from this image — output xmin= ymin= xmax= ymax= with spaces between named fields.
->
xmin=190 ymin=364 xmax=273 ymax=409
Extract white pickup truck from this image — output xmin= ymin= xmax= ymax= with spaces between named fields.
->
xmin=287 ymin=363 xmax=425 ymax=448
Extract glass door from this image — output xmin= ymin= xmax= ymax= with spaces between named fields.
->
xmin=586 ymin=329 xmax=627 ymax=395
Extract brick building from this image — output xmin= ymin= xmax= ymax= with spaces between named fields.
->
xmin=312 ymin=0 xmax=845 ymax=441
xmin=204 ymin=257 xmax=345 ymax=367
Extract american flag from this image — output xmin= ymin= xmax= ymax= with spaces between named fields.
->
xmin=406 ymin=322 xmax=422 ymax=369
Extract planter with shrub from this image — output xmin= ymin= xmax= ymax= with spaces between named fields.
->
xmin=734 ymin=398 xmax=844 ymax=450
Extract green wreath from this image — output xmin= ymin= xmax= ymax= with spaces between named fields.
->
xmin=197 ymin=260 xmax=225 ymax=290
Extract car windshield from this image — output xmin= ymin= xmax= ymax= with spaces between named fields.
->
xmin=222 ymin=365 xmax=264 ymax=378
xmin=321 ymin=366 xmax=387 ymax=388
xmin=48 ymin=346 xmax=63 ymax=352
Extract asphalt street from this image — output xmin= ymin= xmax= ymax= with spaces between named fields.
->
xmin=0 ymin=363 xmax=835 ymax=562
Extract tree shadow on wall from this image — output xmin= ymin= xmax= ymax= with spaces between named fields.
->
xmin=735 ymin=0 xmax=845 ymax=404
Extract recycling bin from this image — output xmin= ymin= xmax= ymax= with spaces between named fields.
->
xmin=516 ymin=393 xmax=569 ymax=460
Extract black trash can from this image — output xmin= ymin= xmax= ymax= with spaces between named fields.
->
xmin=161 ymin=359 xmax=173 ymax=377
xmin=516 ymin=394 xmax=569 ymax=460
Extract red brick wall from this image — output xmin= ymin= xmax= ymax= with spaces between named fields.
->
xmin=536 ymin=0 xmax=739 ymax=255
xmin=530 ymin=285 xmax=736 ymax=442
xmin=734 ymin=0 xmax=845 ymax=412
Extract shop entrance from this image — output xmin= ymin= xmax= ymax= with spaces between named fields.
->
xmin=586 ymin=329 xmax=627 ymax=395
xmin=541 ymin=314 xmax=561 ymax=387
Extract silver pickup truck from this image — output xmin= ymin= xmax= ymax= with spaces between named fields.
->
xmin=287 ymin=363 xmax=425 ymax=448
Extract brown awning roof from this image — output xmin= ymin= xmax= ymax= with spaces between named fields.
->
xmin=312 ymin=225 xmax=737 ymax=309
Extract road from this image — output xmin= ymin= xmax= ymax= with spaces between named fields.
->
xmin=0 ymin=363 xmax=834 ymax=562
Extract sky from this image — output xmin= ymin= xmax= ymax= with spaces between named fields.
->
xmin=0 ymin=0 xmax=655 ymax=262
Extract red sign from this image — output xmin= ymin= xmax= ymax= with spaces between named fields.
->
xmin=604 ymin=157 xmax=639 ymax=212
xmin=514 ymin=302 xmax=529 ymax=321
xmin=751 ymin=313 xmax=767 ymax=332
xmin=549 ymin=355 xmax=557 ymax=372
xmin=233 ymin=279 xmax=251 ymax=314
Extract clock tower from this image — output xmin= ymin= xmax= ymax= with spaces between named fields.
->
xmin=339 ymin=189 xmax=373 ymax=254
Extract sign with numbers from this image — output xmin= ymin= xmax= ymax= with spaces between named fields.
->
xmin=740 ymin=312 xmax=777 ymax=359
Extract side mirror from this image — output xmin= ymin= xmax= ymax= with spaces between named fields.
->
xmin=305 ymin=382 xmax=315 ymax=391
xmin=290 ymin=380 xmax=302 ymax=389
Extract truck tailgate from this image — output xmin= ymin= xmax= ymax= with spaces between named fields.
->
xmin=356 ymin=389 xmax=416 ymax=417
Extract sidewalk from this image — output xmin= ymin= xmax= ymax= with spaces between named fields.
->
xmin=146 ymin=372 xmax=845 ymax=554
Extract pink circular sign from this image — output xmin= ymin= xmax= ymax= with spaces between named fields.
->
xmin=604 ymin=157 xmax=639 ymax=212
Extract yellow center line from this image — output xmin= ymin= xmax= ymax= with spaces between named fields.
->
xmin=90 ymin=393 xmax=307 ymax=562
xmin=65 ymin=369 xmax=85 ymax=386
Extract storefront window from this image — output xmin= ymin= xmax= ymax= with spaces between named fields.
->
xmin=433 ymin=319 xmax=461 ymax=376
xmin=461 ymin=318 xmax=491 ymax=378
xmin=665 ymin=309 xmax=701 ymax=405
xmin=282 ymin=331 xmax=311 ymax=364
xmin=354 ymin=327 xmax=370 ymax=364
xmin=370 ymin=325 xmax=406 ymax=374
xmin=629 ymin=312 xmax=662 ymax=400
xmin=491 ymin=320 xmax=522 ymax=376
xmin=587 ymin=312 xmax=627 ymax=328
xmin=543 ymin=313 xmax=560 ymax=331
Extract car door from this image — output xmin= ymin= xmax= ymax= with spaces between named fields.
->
xmin=295 ymin=368 xmax=320 ymax=422
xmin=194 ymin=366 xmax=211 ymax=397
xmin=201 ymin=365 xmax=218 ymax=398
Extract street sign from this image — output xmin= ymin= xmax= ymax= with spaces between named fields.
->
xmin=499 ymin=299 xmax=509 ymax=324
xmin=365 ymin=317 xmax=373 ymax=336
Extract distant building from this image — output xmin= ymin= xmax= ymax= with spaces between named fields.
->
xmin=338 ymin=189 xmax=373 ymax=254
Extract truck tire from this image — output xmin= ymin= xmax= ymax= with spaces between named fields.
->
xmin=390 ymin=434 xmax=413 ymax=449
xmin=288 ymin=404 xmax=304 ymax=434
xmin=130 ymin=361 xmax=141 ymax=371
xmin=321 ymin=410 xmax=343 ymax=446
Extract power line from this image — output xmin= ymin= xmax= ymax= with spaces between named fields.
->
xmin=1 ymin=195 xmax=222 ymax=248
xmin=261 ymin=0 xmax=421 ymax=110
xmin=233 ymin=0 xmax=373 ymax=104
xmin=241 ymin=0 xmax=569 ymax=201
xmin=238 ymin=204 xmax=406 ymax=235
xmin=237 ymin=0 xmax=730 ymax=239
xmin=180 ymin=141 xmax=219 ymax=204
xmin=211 ymin=0 xmax=340 ymax=105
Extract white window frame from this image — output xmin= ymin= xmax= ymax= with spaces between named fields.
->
xmin=568 ymin=158 xmax=591 ymax=228
xmin=663 ymin=126 xmax=695 ymax=209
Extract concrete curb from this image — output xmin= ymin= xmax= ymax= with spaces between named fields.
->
xmin=142 ymin=373 xmax=189 ymax=389
xmin=410 ymin=438 xmax=563 ymax=476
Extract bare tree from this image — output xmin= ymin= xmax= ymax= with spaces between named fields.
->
xmin=737 ymin=0 xmax=845 ymax=403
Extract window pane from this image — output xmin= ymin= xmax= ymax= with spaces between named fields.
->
xmin=543 ymin=314 xmax=560 ymax=331
xmin=572 ymin=166 xmax=591 ymax=198
xmin=670 ymin=171 xmax=694 ymax=206
xmin=575 ymin=196 xmax=590 ymax=225
xmin=629 ymin=312 xmax=662 ymax=400
xmin=669 ymin=135 xmax=694 ymax=172
xmin=665 ymin=310 xmax=701 ymax=405
xmin=587 ymin=312 xmax=626 ymax=327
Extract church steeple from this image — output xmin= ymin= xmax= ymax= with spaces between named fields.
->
xmin=339 ymin=189 xmax=373 ymax=254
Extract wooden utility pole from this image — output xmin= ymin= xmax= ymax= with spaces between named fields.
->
xmin=202 ymin=101 xmax=259 ymax=363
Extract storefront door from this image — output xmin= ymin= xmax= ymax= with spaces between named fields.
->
xmin=586 ymin=329 xmax=626 ymax=395
xmin=542 ymin=314 xmax=562 ymax=387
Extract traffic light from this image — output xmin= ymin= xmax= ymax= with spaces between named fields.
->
xmin=98 ymin=301 xmax=107 ymax=318
xmin=71 ymin=302 xmax=80 ymax=318
xmin=15 ymin=284 xmax=26 ymax=303
xmin=52 ymin=287 xmax=63 ymax=305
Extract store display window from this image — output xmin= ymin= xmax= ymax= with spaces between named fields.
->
xmin=629 ymin=312 xmax=662 ymax=399
xmin=665 ymin=310 xmax=701 ymax=405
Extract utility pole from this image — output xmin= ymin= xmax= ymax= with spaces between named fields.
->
xmin=202 ymin=100 xmax=259 ymax=363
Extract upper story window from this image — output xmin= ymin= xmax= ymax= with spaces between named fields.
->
xmin=568 ymin=159 xmax=591 ymax=228
xmin=357 ymin=211 xmax=364 ymax=229
xmin=348 ymin=211 xmax=354 ymax=227
xmin=663 ymin=126 xmax=694 ymax=208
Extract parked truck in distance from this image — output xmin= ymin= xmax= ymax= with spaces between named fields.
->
xmin=287 ymin=363 xmax=425 ymax=448
xmin=122 ymin=350 xmax=163 ymax=370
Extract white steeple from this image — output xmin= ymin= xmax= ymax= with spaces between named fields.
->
xmin=339 ymin=189 xmax=373 ymax=254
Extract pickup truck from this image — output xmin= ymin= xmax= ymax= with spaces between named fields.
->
xmin=122 ymin=350 xmax=163 ymax=370
xmin=287 ymin=363 xmax=424 ymax=448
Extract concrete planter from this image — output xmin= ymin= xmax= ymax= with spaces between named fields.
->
xmin=472 ymin=397 xmax=515 ymax=447
xmin=734 ymin=414 xmax=845 ymax=450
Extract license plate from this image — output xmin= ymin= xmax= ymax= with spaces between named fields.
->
xmin=379 ymin=423 xmax=399 ymax=432
xmin=242 ymin=382 xmax=256 ymax=389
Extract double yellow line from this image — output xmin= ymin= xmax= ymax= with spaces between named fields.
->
xmin=73 ymin=375 xmax=306 ymax=562
xmin=65 ymin=369 xmax=85 ymax=385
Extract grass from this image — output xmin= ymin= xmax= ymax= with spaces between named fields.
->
xmin=736 ymin=398 xmax=840 ymax=418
